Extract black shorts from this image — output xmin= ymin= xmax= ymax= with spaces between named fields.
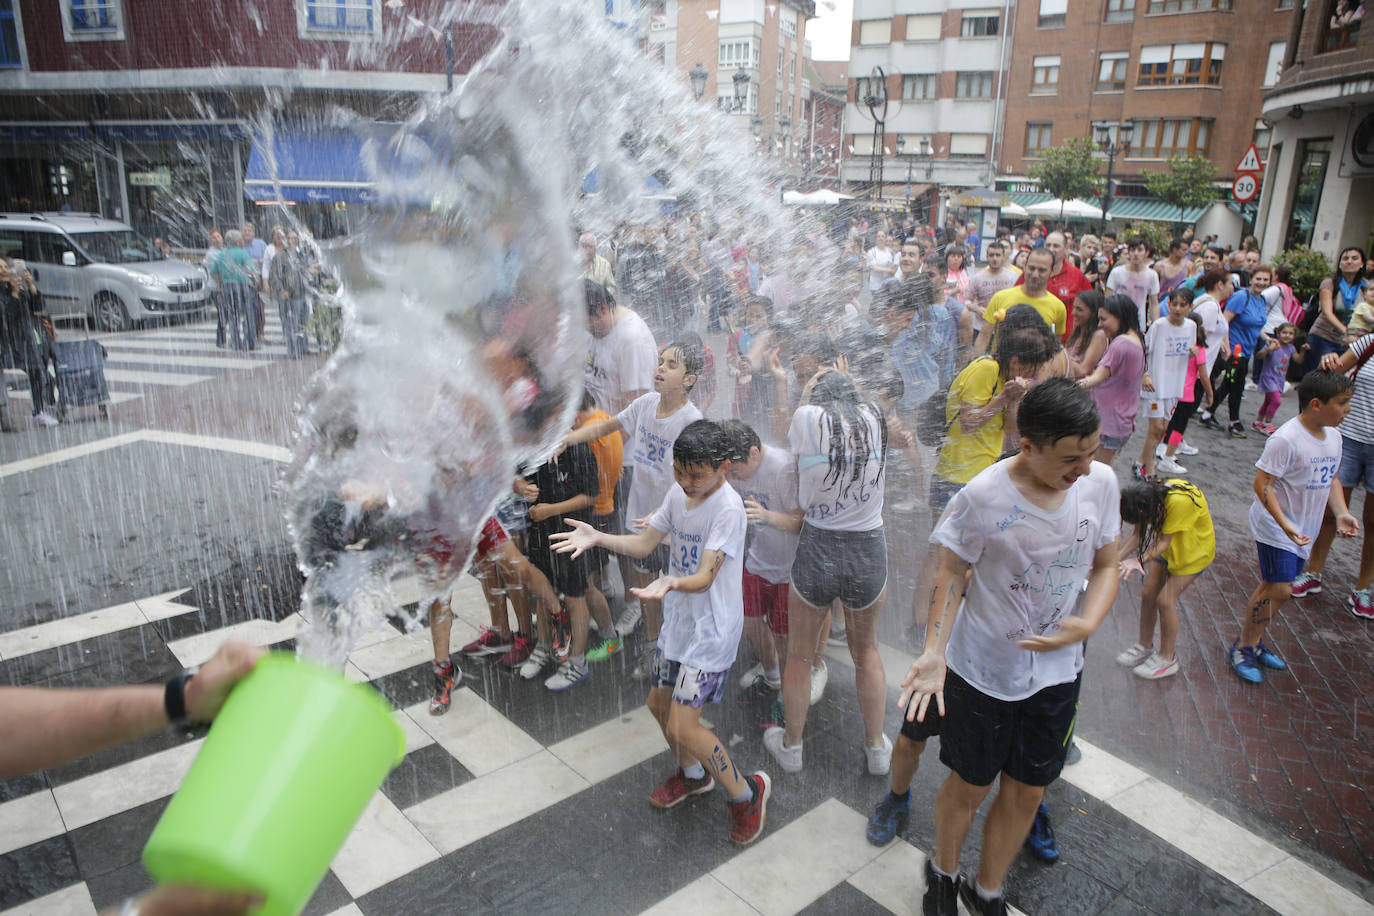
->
xmin=526 ymin=524 xmax=590 ymax=599
xmin=937 ymin=668 xmax=1081 ymax=788
xmin=898 ymin=695 xmax=944 ymax=743
xmin=589 ymin=512 xmax=616 ymax=570
xmin=612 ymin=466 xmax=635 ymax=534
xmin=790 ymin=523 xmax=887 ymax=611
xmin=633 ymin=541 xmax=670 ymax=576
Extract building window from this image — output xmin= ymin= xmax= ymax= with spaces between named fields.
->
xmin=1276 ymin=0 xmax=1293 ymax=7
xmin=961 ymin=8 xmax=1001 ymax=35
xmin=950 ymin=134 xmax=989 ymax=157
xmin=905 ymin=13 xmax=941 ymax=40
xmin=1104 ymin=0 xmax=1135 ymax=21
xmin=1096 ymin=52 xmax=1128 ymax=90
xmin=855 ymin=76 xmax=887 ymax=105
xmin=299 ymin=0 xmax=380 ymax=40
xmin=0 ymin=0 xmax=21 ymax=67
xmin=778 ymin=49 xmax=784 ymax=76
xmin=1285 ymin=138 xmax=1331 ymax=249
xmin=781 ymin=10 xmax=797 ymax=37
xmin=859 ymin=19 xmax=890 ymax=45
xmin=851 ymin=134 xmax=876 ymax=156
xmin=789 ymin=57 xmax=795 ymax=81
xmin=1031 ymin=56 xmax=1060 ymax=94
xmin=1263 ymin=41 xmax=1286 ymax=87
xmin=1137 ymin=42 xmax=1224 ymax=86
xmin=902 ymin=74 xmax=936 ymax=100
xmin=833 ymin=109 xmax=841 ymax=129
xmin=719 ymin=38 xmax=760 ymax=70
xmin=1322 ymin=0 xmax=1361 ymax=51
xmin=1039 ymin=0 xmax=1068 ymax=27
xmin=1128 ymin=118 xmax=1213 ymax=157
xmin=1025 ymin=123 xmax=1053 ymax=156
xmin=61 ymin=0 xmax=123 ymax=41
xmin=1145 ymin=0 xmax=1232 ymax=12
xmin=1253 ymin=121 xmax=1272 ymax=162
xmin=956 ymin=71 xmax=995 ymax=98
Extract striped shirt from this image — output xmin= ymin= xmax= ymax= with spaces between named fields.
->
xmin=1339 ymin=334 xmax=1374 ymax=444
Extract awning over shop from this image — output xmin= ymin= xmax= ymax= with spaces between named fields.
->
xmin=1106 ymin=197 xmax=1211 ymax=224
xmin=244 ymin=123 xmax=397 ymax=204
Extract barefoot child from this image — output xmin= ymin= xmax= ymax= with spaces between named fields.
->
xmin=552 ymin=420 xmax=772 ymax=844
xmin=1115 ymin=479 xmax=1215 ymax=680
xmin=1230 ymin=369 xmax=1358 ymax=683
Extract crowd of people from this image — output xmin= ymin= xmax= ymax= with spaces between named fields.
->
xmin=202 ymin=221 xmax=322 ymax=357
xmin=408 ymin=211 xmax=1372 ymax=914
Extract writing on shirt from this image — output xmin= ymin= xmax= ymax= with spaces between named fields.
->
xmin=633 ymin=425 xmax=674 ymax=468
xmin=666 ymin=524 xmax=704 ymax=576
xmin=1001 ymin=510 xmax=1093 ymax=641
xmin=805 ymin=471 xmax=879 ymax=521
xmin=1161 ymin=336 xmax=1192 ymax=357
xmin=1307 ymin=455 xmax=1338 ymax=490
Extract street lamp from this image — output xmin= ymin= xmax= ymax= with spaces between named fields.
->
xmin=732 ymin=66 xmax=751 ymax=112
xmin=862 ymin=66 xmax=889 ymax=201
xmin=897 ymin=135 xmax=911 ymax=206
xmin=1093 ymin=119 xmax=1134 ymax=236
xmin=689 ymin=63 xmax=708 ymax=101
xmin=779 ymin=116 xmax=791 ymax=160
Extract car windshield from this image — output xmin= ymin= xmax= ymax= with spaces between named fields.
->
xmin=69 ymin=230 xmax=164 ymax=265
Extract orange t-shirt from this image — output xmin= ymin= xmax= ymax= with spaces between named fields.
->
xmin=580 ymin=410 xmax=623 ymax=516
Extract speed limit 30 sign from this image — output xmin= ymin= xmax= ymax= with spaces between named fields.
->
xmin=1232 ymin=173 xmax=1259 ymax=203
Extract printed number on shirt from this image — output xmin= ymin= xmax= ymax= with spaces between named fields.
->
xmin=677 ymin=543 xmax=700 ymax=573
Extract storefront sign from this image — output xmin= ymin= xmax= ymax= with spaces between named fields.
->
xmin=129 ymin=169 xmax=173 ymax=187
xmin=96 ymin=121 xmax=251 ymax=141
xmin=0 ymin=123 xmax=91 ymax=141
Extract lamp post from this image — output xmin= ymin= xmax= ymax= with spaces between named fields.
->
xmin=1093 ymin=119 xmax=1134 ymax=236
xmin=731 ymin=66 xmax=750 ymax=112
xmin=689 ymin=63 xmax=708 ymax=101
xmin=862 ymin=66 xmax=889 ymax=202
xmin=896 ymin=135 xmax=910 ymax=207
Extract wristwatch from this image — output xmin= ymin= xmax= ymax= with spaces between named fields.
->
xmin=164 ymin=668 xmax=198 ymax=727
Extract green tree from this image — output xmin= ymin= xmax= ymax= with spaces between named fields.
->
xmin=1028 ymin=138 xmax=1104 ymax=220
xmin=1271 ymin=245 xmax=1332 ymax=301
xmin=1144 ymin=155 xmax=1220 ymax=226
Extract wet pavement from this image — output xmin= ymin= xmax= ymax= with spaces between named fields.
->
xmin=1 ymin=320 xmax=1372 ymax=914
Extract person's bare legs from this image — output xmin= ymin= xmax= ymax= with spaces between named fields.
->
xmin=932 ymin=771 xmax=994 ymax=875
xmin=1303 ymin=483 xmax=1348 ymax=580
xmin=585 ymin=583 xmax=613 ymax=633
xmin=495 ymin=540 xmax=554 ymax=639
xmin=1136 ymin=559 xmax=1165 ymax=652
xmin=1154 ymin=571 xmax=1198 ymax=660
xmin=843 ymin=592 xmax=889 ymax=747
xmin=1095 ymin=445 xmax=1118 ymax=466
xmin=1239 ymin=580 xmax=1292 ymax=648
xmin=429 ymin=595 xmax=456 ymax=664
xmin=889 ymin=735 xmax=926 ymax=794
xmin=974 ymin=774 xmax=1046 ymax=893
xmin=781 ymin=591 xmax=828 ymax=746
xmin=743 ymin=616 xmax=779 ymax=673
xmin=1138 ymin=417 xmax=1166 ymax=477
xmin=567 ymin=594 xmax=590 ymax=656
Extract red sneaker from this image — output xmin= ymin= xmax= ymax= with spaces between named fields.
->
xmin=649 ymin=768 xmax=716 ymax=809
xmin=493 ymin=634 xmax=533 ymax=670
xmin=727 ymin=771 xmax=772 ymax=844
xmin=460 ymin=626 xmax=513 ymax=658
xmin=429 ymin=660 xmax=458 ymax=716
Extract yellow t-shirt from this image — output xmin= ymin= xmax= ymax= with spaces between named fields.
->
xmin=934 ymin=356 xmax=1004 ymax=485
xmin=982 ymin=286 xmax=1067 ymax=338
xmin=1160 ymin=479 xmax=1216 ymax=576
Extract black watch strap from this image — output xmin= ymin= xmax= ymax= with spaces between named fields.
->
xmin=164 ymin=671 xmax=195 ymax=726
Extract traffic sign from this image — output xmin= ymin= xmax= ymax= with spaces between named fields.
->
xmin=1232 ymin=173 xmax=1260 ymax=203
xmin=1235 ymin=144 xmax=1263 ymax=174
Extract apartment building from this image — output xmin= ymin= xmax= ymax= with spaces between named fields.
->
xmin=1257 ymin=0 xmax=1373 ymax=258
xmin=843 ymin=0 xmax=1013 ymax=207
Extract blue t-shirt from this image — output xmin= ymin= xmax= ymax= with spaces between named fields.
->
xmin=1224 ymin=290 xmax=1267 ymax=357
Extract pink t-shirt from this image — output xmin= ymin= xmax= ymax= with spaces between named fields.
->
xmin=1092 ymin=335 xmax=1145 ymax=439
xmin=1180 ymin=349 xmax=1207 ymax=403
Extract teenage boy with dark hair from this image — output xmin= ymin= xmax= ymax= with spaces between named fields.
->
xmin=1230 ymin=369 xmax=1358 ymax=682
xmin=552 ymin=419 xmax=771 ymax=844
xmin=902 ymin=377 xmax=1121 ymax=916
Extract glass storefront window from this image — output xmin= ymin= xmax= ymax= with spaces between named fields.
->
xmin=1284 ymin=138 xmax=1331 ymax=250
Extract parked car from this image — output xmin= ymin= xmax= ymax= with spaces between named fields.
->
xmin=0 ymin=213 xmax=211 ymax=331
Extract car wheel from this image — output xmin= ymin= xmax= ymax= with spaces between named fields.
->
xmin=93 ymin=293 xmax=130 ymax=333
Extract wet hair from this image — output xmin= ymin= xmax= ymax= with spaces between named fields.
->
xmin=579 ymin=389 xmax=597 ymax=411
xmin=1120 ymin=479 xmax=1207 ymax=564
xmin=720 ymin=417 xmax=762 ymax=463
xmin=874 ymin=274 xmax=935 ymax=323
xmin=993 ymin=304 xmax=1059 ymax=374
xmin=673 ymin=419 xmax=731 ymax=469
xmin=806 ymin=371 xmax=888 ymax=499
xmin=922 ymin=254 xmax=947 ymax=277
xmin=1100 ymin=293 xmax=1142 ymax=338
xmin=1127 ymin=234 xmax=1149 ymax=252
xmin=584 ymin=279 xmax=614 ymax=316
xmin=1018 ymin=376 xmax=1100 ymax=447
xmin=1065 ymin=289 xmax=1105 ymax=354
xmin=1298 ymin=369 xmax=1353 ymax=408
xmin=792 ymin=329 xmax=840 ymax=366
xmin=1169 ymin=237 xmax=1186 ymax=252
xmin=745 ymin=295 xmax=774 ymax=320
xmin=661 ymin=334 xmax=704 ymax=393
xmin=1167 ymin=287 xmax=1194 ymax=307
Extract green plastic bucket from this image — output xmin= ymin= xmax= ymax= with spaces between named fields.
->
xmin=143 ymin=652 xmax=405 ymax=915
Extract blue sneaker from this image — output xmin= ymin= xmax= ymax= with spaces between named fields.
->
xmin=1229 ymin=640 xmax=1263 ymax=683
xmin=1024 ymin=802 xmax=1059 ymax=862
xmin=1255 ymin=642 xmax=1287 ymax=671
xmin=866 ymin=790 xmax=910 ymax=846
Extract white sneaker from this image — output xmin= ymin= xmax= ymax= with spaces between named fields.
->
xmin=762 ymin=726 xmax=803 ymax=773
xmin=809 ymin=660 xmax=828 ymax=706
xmin=1133 ymin=653 xmax=1179 ymax=680
xmin=614 ymin=603 xmax=642 ymax=636
xmin=1176 ymin=439 xmax=1199 ymax=456
xmin=1155 ymin=456 xmax=1188 ymax=475
xmin=1115 ymin=643 xmax=1152 ymax=668
xmin=544 ymin=659 xmax=589 ymax=691
xmin=518 ymin=644 xmax=553 ymax=680
xmin=865 ymin=734 xmax=894 ymax=776
xmin=33 ymin=411 xmax=58 ymax=427
xmin=826 ymin=623 xmax=848 ymax=646
xmin=737 ymin=662 xmax=780 ymax=690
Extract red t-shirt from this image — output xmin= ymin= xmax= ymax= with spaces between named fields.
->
xmin=1014 ymin=260 xmax=1093 ymax=339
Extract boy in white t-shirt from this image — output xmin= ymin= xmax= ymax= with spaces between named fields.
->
xmin=1106 ymin=236 xmax=1160 ymax=333
xmin=552 ymin=420 xmax=772 ymax=845
xmin=900 ymin=378 xmax=1121 ymax=916
xmin=722 ymin=419 xmax=803 ymax=693
xmin=1135 ymin=291 xmax=1199 ymax=481
xmin=1231 ymin=370 xmax=1357 ymax=683
xmin=568 ymin=340 xmax=704 ymax=676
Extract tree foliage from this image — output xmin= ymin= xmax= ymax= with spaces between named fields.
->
xmin=1271 ymin=245 xmax=1333 ymax=301
xmin=1144 ymin=155 xmax=1219 ymax=223
xmin=1028 ymin=138 xmax=1104 ymax=219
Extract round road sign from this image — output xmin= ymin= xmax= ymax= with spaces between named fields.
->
xmin=1232 ymin=173 xmax=1259 ymax=203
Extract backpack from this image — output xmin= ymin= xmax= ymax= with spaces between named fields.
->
xmin=1298 ymin=290 xmax=1322 ymax=333
xmin=915 ymin=388 xmax=954 ymax=447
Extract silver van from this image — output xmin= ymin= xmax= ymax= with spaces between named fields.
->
xmin=0 ymin=213 xmax=211 ymax=331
